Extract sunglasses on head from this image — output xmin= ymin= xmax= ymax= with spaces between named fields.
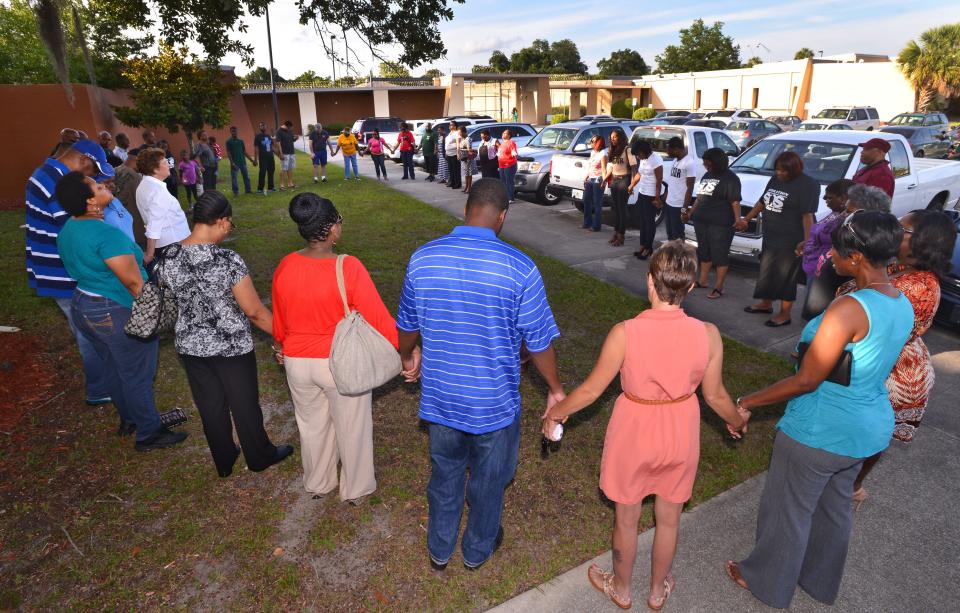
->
xmin=841 ymin=209 xmax=863 ymax=245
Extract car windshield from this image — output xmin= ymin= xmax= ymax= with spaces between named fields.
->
xmin=798 ymin=123 xmax=824 ymax=131
xmin=814 ymin=109 xmax=849 ymax=119
xmin=709 ymin=111 xmax=734 ymax=117
xmin=889 ymin=114 xmax=925 ymax=127
xmin=882 ymin=127 xmax=918 ymax=139
xmin=727 ymin=122 xmax=750 ymax=131
xmin=527 ymin=127 xmax=577 ymax=149
xmin=351 ymin=120 xmax=363 ymax=133
xmin=629 ymin=127 xmax=685 ymax=157
xmin=731 ymin=140 xmax=856 ymax=183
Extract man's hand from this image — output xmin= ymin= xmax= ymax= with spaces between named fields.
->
xmin=545 ymin=389 xmax=566 ymax=413
xmin=401 ymin=345 xmax=422 ymax=382
xmin=652 ymin=196 xmax=663 ymax=209
xmin=726 ymin=408 xmax=751 ymax=439
xmin=795 ymin=240 xmax=806 ymax=257
xmin=734 ymin=218 xmax=749 ymax=232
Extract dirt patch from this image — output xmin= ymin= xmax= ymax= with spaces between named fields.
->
xmin=0 ymin=332 xmax=57 ymax=433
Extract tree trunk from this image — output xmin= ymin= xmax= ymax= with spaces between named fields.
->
xmin=33 ymin=0 xmax=74 ymax=105
xmin=917 ymin=86 xmax=934 ymax=112
xmin=71 ymin=5 xmax=98 ymax=88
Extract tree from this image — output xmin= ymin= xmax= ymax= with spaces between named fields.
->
xmin=293 ymin=70 xmax=320 ymax=82
xmin=549 ymin=39 xmax=588 ymax=74
xmin=597 ymin=49 xmax=649 ymax=76
xmin=654 ymin=20 xmax=741 ymax=74
xmin=243 ymin=66 xmax=285 ymax=83
xmin=743 ymin=56 xmax=763 ymax=68
xmin=423 ymin=68 xmax=443 ymax=78
xmin=113 ymin=45 xmax=237 ymax=150
xmin=471 ymin=64 xmax=495 ymax=73
xmin=378 ymin=61 xmax=410 ymax=78
xmin=794 ymin=47 xmax=815 ymax=60
xmin=489 ymin=50 xmax=510 ymax=72
xmin=507 ymin=39 xmax=587 ymax=73
xmin=898 ymin=23 xmax=960 ymax=111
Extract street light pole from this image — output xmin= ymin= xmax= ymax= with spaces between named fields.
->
xmin=265 ymin=4 xmax=280 ymax=132
xmin=331 ymin=35 xmax=337 ymax=82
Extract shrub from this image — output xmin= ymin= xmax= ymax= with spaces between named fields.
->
xmin=632 ymin=107 xmax=656 ymax=120
xmin=611 ymin=99 xmax=635 ymax=118
xmin=323 ymin=122 xmax=350 ymax=134
xmin=550 ymin=114 xmax=569 ymax=124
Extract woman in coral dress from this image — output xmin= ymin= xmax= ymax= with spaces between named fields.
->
xmin=543 ymin=241 xmax=748 ymax=611
xmin=840 ymin=209 xmax=957 ymax=506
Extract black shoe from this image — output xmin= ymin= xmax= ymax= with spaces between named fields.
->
xmin=250 ymin=444 xmax=294 ymax=472
xmin=218 ymin=444 xmax=242 ymax=478
xmin=464 ymin=526 xmax=504 ymax=571
xmin=430 ymin=557 xmax=448 ymax=571
xmin=117 ymin=420 xmax=136 ymax=437
xmin=135 ymin=427 xmax=188 ymax=452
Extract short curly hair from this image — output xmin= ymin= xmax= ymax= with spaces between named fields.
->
xmin=649 ymin=240 xmax=698 ymax=305
xmin=136 ymin=148 xmax=167 ymax=176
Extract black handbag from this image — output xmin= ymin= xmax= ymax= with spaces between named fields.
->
xmin=124 ymin=245 xmax=180 ymax=339
xmin=795 ymin=341 xmax=853 ymax=386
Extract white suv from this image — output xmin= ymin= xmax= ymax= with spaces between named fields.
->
xmin=704 ymin=109 xmax=762 ymax=125
xmin=809 ymin=106 xmax=880 ymax=131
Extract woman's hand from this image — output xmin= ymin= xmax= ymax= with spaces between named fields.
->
xmin=271 ymin=344 xmax=284 ymax=365
xmin=727 ymin=407 xmax=751 ymax=439
xmin=401 ymin=345 xmax=422 ymax=382
xmin=795 ymin=240 xmax=806 ymax=257
xmin=652 ymin=196 xmax=663 ymax=209
xmin=542 ymin=414 xmax=562 ymax=439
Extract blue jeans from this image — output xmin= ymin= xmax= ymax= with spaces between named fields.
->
xmin=499 ymin=164 xmax=517 ymax=201
xmin=70 ymin=292 xmax=162 ymax=441
xmin=401 ymin=150 xmax=416 ymax=178
xmin=343 ymin=154 xmax=359 ymax=179
xmin=427 ymin=416 xmax=520 ymax=566
xmin=582 ymin=179 xmax=605 ymax=230
xmin=55 ymin=296 xmax=111 ymax=401
xmin=664 ymin=205 xmax=684 ymax=241
xmin=230 ymin=163 xmax=251 ymax=195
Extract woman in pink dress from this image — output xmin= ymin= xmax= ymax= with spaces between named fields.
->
xmin=543 ymin=240 xmax=749 ymax=610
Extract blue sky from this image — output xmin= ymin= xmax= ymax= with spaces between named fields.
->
xmin=226 ymin=0 xmax=960 ymax=78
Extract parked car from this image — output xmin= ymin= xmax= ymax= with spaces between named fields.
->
xmin=654 ymin=110 xmax=691 ymax=118
xmin=412 ymin=122 xmax=538 ymax=166
xmin=880 ymin=126 xmax=951 ymax=159
xmin=684 ymin=119 xmax=729 ymax=129
xmin=767 ymin=115 xmax=803 ymax=131
xmin=704 ymin=109 xmax=762 ymax=125
xmin=887 ymin=112 xmax=950 ymax=135
xmin=725 ymin=119 xmax=783 ymax=150
xmin=686 ymin=130 xmax=960 ymax=258
xmin=386 ymin=119 xmax=433 ymax=162
xmin=809 ymin=106 xmax=881 ymax=130
xmin=515 ymin=119 xmax=641 ymax=204
xmin=797 ymin=122 xmax=853 ymax=131
xmin=686 ymin=112 xmax=706 ymax=120
xmin=575 ymin=114 xmax=615 ymax=121
xmin=351 ymin=117 xmax=404 ymax=153
xmin=934 ymin=210 xmax=960 ymax=328
xmin=648 ymin=117 xmax=691 ymax=126
xmin=547 ymin=125 xmax=741 ymax=223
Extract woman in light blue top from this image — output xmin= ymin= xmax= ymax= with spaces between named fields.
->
xmin=725 ymin=210 xmax=914 ymax=609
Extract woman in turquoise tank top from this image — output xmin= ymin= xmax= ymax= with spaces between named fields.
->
xmin=724 ymin=211 xmax=914 ymax=609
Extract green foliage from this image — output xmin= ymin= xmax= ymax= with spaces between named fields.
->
xmin=490 ymin=50 xmax=510 ymax=72
xmin=490 ymin=39 xmax=587 ymax=74
xmin=655 ymin=19 xmax=741 ymax=74
xmin=293 ymin=70 xmax=320 ymax=81
xmin=0 ymin=0 xmax=150 ymax=88
xmin=422 ymin=68 xmax=443 ymax=78
xmin=597 ymin=49 xmax=649 ymax=77
xmin=743 ymin=56 xmax=763 ymax=68
xmin=610 ymin=98 xmax=635 ymax=118
xmin=242 ymin=66 xmax=285 ymax=83
xmin=794 ymin=47 xmax=815 ymax=60
xmin=113 ymin=45 xmax=237 ymax=146
xmin=633 ymin=107 xmax=656 ymax=120
xmin=378 ymin=61 xmax=410 ymax=78
xmin=898 ymin=23 xmax=960 ymax=111
xmin=550 ymin=114 xmax=569 ymax=124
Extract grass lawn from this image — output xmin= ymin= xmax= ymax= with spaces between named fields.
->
xmin=0 ymin=154 xmax=792 ymax=611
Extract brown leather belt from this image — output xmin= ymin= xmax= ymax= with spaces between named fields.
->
xmin=623 ymin=391 xmax=695 ymax=405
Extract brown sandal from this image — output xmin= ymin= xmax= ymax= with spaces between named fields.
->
xmin=647 ymin=575 xmax=676 ymax=611
xmin=588 ymin=563 xmax=632 ymax=609
xmin=725 ymin=561 xmax=749 ymax=591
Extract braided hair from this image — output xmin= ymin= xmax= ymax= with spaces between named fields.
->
xmin=289 ymin=192 xmax=340 ymax=242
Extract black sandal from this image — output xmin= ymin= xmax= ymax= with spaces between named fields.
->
xmin=708 ymin=287 xmax=724 ymax=299
xmin=743 ymin=306 xmax=774 ymax=314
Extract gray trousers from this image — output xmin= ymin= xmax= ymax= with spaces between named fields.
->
xmin=739 ymin=431 xmax=864 ymax=609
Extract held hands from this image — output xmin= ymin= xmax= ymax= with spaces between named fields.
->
xmin=733 ymin=217 xmax=749 ymax=232
xmin=795 ymin=240 xmax=806 ymax=258
xmin=540 ymin=390 xmax=567 ymax=439
xmin=726 ymin=407 xmax=751 ymax=439
xmin=652 ymin=197 xmax=663 ymax=209
xmin=681 ymin=209 xmax=691 ymax=223
xmin=401 ymin=346 xmax=422 ymax=382
xmin=271 ymin=343 xmax=284 ymax=366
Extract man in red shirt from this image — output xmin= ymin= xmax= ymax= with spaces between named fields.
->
xmin=397 ymin=123 xmax=417 ymax=180
xmin=852 ymin=138 xmax=894 ymax=198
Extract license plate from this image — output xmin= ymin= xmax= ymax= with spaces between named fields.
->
xmin=571 ymin=188 xmax=583 ymax=200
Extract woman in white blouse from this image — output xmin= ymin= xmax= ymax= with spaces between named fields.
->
xmin=135 ymin=148 xmax=190 ymax=266
xmin=629 ymin=140 xmax=664 ymax=260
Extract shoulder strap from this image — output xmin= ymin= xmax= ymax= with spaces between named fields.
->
xmin=335 ymin=254 xmax=350 ymax=317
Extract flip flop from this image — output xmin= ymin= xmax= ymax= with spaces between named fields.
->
xmin=743 ymin=306 xmax=773 ymax=314
xmin=707 ymin=287 xmax=724 ymax=299
xmin=725 ymin=561 xmax=749 ymax=591
xmin=764 ymin=319 xmax=792 ymax=327
xmin=588 ymin=564 xmax=632 ymax=609
xmin=647 ymin=576 xmax=676 ymax=611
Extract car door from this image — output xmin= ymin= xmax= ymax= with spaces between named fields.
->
xmin=711 ymin=131 xmax=741 ymax=157
xmin=887 ymin=140 xmax=920 ymax=209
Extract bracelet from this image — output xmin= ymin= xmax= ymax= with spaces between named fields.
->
xmin=735 ymin=396 xmax=745 ymax=410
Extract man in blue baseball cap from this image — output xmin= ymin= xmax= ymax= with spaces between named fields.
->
xmin=25 ymin=138 xmax=114 ymax=406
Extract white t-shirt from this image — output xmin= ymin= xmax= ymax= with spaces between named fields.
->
xmin=444 ymin=132 xmax=459 ymax=156
xmin=664 ymin=154 xmax=701 ymax=207
xmin=637 ymin=152 xmax=664 ymax=197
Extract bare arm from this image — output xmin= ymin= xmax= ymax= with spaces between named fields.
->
xmin=232 ymin=275 xmax=273 ymax=335
xmin=144 ymin=238 xmax=157 ymax=265
xmin=700 ymin=323 xmax=747 ymax=436
xmin=683 ymin=176 xmax=696 ymax=208
xmin=398 ymin=329 xmax=422 ymax=382
xmin=528 ymin=344 xmax=564 ymax=398
xmin=738 ymin=198 xmax=763 ymax=229
xmin=105 ymin=254 xmax=145 ymax=297
xmin=652 ymin=165 xmax=664 ymax=206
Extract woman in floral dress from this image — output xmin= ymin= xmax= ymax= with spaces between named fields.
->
xmin=840 ymin=209 xmax=957 ymax=506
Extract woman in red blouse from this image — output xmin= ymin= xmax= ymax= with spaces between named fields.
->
xmin=840 ymin=209 xmax=957 ymax=507
xmin=272 ymin=193 xmax=399 ymax=504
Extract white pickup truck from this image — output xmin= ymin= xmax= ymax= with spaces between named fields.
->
xmin=547 ymin=125 xmax=742 ymax=218
xmin=695 ymin=130 xmax=960 ymax=257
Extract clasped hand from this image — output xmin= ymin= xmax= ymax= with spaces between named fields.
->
xmin=726 ymin=407 xmax=751 ymax=439
xmin=401 ymin=346 xmax=422 ymax=383
xmin=540 ymin=390 xmax=567 ymax=439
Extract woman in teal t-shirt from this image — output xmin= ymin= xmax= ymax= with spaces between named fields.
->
xmin=55 ymin=172 xmax=187 ymax=452
xmin=726 ymin=211 xmax=914 ymax=609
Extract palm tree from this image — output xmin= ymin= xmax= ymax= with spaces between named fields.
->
xmin=897 ymin=23 xmax=960 ymax=112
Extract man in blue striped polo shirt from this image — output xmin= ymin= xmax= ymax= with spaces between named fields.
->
xmin=397 ymin=178 xmax=565 ymax=571
xmin=26 ymin=139 xmax=115 ymax=404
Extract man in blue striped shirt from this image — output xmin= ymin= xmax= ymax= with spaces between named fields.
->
xmin=26 ymin=139 xmax=115 ymax=404
xmin=397 ymin=178 xmax=565 ymax=571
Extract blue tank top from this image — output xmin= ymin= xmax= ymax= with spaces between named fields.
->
xmin=777 ymin=288 xmax=914 ymax=458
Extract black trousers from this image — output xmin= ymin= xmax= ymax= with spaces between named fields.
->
xmin=180 ymin=351 xmax=278 ymax=475
xmin=446 ymin=155 xmax=462 ymax=188
xmin=609 ymin=175 xmax=630 ymax=234
xmin=257 ymin=155 xmax=275 ymax=191
xmin=424 ymin=154 xmax=438 ymax=177
xmin=479 ymin=157 xmax=499 ymax=179
xmin=202 ymin=165 xmax=218 ymax=191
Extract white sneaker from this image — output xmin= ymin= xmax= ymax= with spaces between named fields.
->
xmin=321 ymin=177 xmax=327 ymax=183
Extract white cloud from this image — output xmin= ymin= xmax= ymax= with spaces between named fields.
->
xmin=460 ymin=36 xmax=523 ymax=55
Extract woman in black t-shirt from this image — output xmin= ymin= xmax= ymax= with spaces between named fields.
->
xmin=738 ymin=152 xmax=820 ymax=327
xmin=683 ymin=148 xmax=741 ymax=298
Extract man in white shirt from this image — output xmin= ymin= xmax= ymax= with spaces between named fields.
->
xmin=663 ymin=137 xmax=701 ymax=241
xmin=444 ymin=121 xmax=462 ymax=189
xmin=113 ymin=133 xmax=130 ymax=162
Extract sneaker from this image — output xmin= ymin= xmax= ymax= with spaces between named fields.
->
xmin=354 ymin=177 xmax=361 ymax=182
xmin=321 ymin=177 xmax=327 ymax=183
xmin=135 ymin=427 xmax=188 ymax=452
xmin=313 ymin=177 xmax=319 ymax=183
xmin=262 ymin=190 xmax=268 ymax=196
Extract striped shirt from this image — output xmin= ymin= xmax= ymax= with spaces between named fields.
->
xmin=397 ymin=225 xmax=560 ymax=434
xmin=25 ymin=158 xmax=75 ymax=298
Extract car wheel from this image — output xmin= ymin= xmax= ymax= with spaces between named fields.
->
xmin=573 ymin=200 xmax=584 ymax=212
xmin=916 ymin=150 xmax=925 ymax=158
xmin=926 ymin=193 xmax=947 ymax=211
xmin=536 ymin=178 xmax=561 ymax=205
xmin=866 ymin=126 xmax=874 ymax=131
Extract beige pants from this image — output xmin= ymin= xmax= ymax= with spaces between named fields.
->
xmin=283 ymin=357 xmax=376 ymax=501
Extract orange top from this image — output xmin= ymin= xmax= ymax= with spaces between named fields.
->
xmin=271 ymin=253 xmax=399 ymax=358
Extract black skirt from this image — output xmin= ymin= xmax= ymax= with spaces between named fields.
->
xmin=754 ymin=247 xmax=803 ymax=301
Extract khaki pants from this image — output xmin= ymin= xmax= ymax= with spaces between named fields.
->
xmin=283 ymin=357 xmax=376 ymax=500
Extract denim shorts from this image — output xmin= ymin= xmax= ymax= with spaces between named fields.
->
xmin=281 ymin=153 xmax=296 ymax=171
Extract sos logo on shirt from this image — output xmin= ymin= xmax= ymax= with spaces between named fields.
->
xmin=762 ymin=189 xmax=789 ymax=213
xmin=699 ymin=178 xmax=720 ymax=196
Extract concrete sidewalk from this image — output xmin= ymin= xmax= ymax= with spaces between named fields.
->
xmin=333 ymin=153 xmax=960 ymax=611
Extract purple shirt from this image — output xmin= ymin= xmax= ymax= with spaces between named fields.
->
xmin=802 ymin=211 xmax=843 ymax=277
xmin=178 ymin=160 xmax=199 ymax=185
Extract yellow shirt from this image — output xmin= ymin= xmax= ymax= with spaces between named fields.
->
xmin=337 ymin=134 xmax=358 ymax=156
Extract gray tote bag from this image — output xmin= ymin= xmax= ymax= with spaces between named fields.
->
xmin=328 ymin=254 xmax=402 ymax=395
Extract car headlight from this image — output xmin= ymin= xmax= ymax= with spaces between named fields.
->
xmin=518 ymin=161 xmax=542 ymax=173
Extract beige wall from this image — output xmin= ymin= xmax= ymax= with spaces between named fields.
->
xmin=807 ymin=62 xmax=915 ymax=121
